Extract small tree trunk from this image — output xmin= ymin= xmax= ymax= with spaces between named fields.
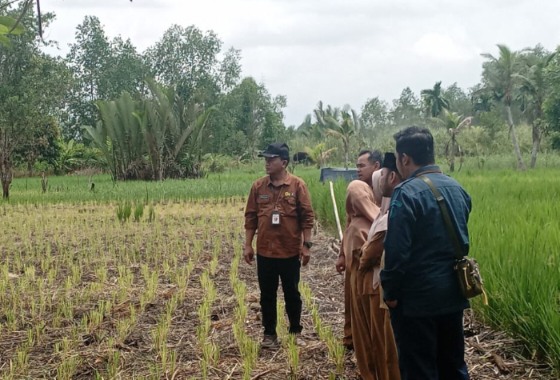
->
xmin=41 ymin=172 xmax=48 ymax=193
xmin=530 ymin=123 xmax=541 ymax=169
xmin=505 ymin=106 xmax=526 ymax=171
xmin=1 ymin=179 xmax=9 ymax=199
xmin=157 ymin=153 xmax=164 ymax=181
xmin=1 ymin=165 xmax=12 ymax=199
xmin=449 ymin=136 xmax=456 ymax=173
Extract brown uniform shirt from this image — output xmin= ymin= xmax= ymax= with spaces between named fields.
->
xmin=244 ymin=173 xmax=314 ymax=258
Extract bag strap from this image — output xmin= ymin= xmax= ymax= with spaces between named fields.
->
xmin=418 ymin=175 xmax=465 ymax=260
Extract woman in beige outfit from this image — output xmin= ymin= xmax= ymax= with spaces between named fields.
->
xmin=343 ymin=173 xmax=400 ymax=380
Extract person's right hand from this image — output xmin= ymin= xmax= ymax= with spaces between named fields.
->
xmin=243 ymin=245 xmax=255 ymax=265
xmin=335 ymin=254 xmax=345 ymax=273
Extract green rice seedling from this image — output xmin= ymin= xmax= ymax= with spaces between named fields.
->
xmin=287 ymin=337 xmax=300 ymax=378
xmin=24 ymin=328 xmax=34 ymax=350
xmin=133 ymin=202 xmax=144 ymax=222
xmin=173 ymin=267 xmax=189 ymax=299
xmin=123 ymin=200 xmax=132 ymax=221
xmin=240 ymin=337 xmax=259 ymax=380
xmin=165 ymin=293 xmax=179 ymax=319
xmin=59 ymin=297 xmax=74 ymax=321
xmin=34 ymin=321 xmax=45 ymax=344
xmin=106 ymin=349 xmax=120 ymax=379
xmin=209 ymin=256 xmax=219 ymax=277
xmin=24 ymin=265 xmax=36 ymax=282
xmin=56 ymin=339 xmax=80 ymax=380
xmin=16 ymin=347 xmax=29 ymax=372
xmin=95 ymin=266 xmax=108 ymax=284
xmin=229 ymin=258 xmax=239 ymax=286
xmin=162 ymin=259 xmax=171 ymax=276
xmin=202 ymin=341 xmax=220 ymax=366
xmin=193 ymin=239 xmax=203 ymax=256
xmin=148 ymin=204 xmax=156 ymax=222
xmin=149 ymin=362 xmax=163 ymax=380
xmin=277 ymin=300 xmax=300 ymax=378
xmin=116 ymin=200 xmax=132 ymax=223
xmin=230 ymin=257 xmax=260 ymax=379
xmin=1 ymin=360 xmax=17 ymax=380
xmin=324 ymin=328 xmax=345 ymax=375
xmin=116 ymin=202 xmax=125 ymax=223
xmin=300 ymin=282 xmax=326 ymax=338
xmin=276 ymin=300 xmax=288 ymax=341
xmin=302 ymin=281 xmax=344 ymax=375
xmin=115 ymin=317 xmax=128 ymax=342
xmin=200 ymin=356 xmax=209 ymax=380
xmin=152 ymin=315 xmax=170 ymax=353
xmin=87 ymin=309 xmax=104 ymax=334
xmin=277 ymin=299 xmax=302 ymax=376
xmin=71 ymin=265 xmax=81 ymax=286
xmin=47 ymin=267 xmax=57 ymax=287
xmin=166 ymin=349 xmax=178 ymax=378
xmin=142 ymin=266 xmax=159 ymax=305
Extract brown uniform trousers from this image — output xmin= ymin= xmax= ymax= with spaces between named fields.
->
xmin=350 ymin=250 xmax=400 ymax=380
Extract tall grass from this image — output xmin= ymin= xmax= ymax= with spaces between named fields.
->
xmin=5 ymin=172 xmax=258 ymax=205
xmin=458 ymin=169 xmax=560 ymax=371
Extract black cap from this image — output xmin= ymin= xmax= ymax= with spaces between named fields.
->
xmin=258 ymin=143 xmax=289 ymax=160
xmin=382 ymin=152 xmax=398 ymax=172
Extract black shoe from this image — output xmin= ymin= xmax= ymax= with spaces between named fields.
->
xmin=261 ymin=334 xmax=279 ymax=349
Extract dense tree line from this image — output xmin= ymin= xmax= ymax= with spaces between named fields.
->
xmin=2 ymin=1 xmax=560 ymax=199
xmin=0 ymin=3 xmax=288 ymax=198
xmin=295 ymin=45 xmax=560 ymax=171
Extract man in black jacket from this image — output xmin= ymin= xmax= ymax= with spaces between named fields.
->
xmin=381 ymin=127 xmax=472 ymax=380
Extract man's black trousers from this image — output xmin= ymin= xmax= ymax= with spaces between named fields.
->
xmin=257 ymin=254 xmax=303 ymax=336
xmin=390 ymin=307 xmax=470 ymax=380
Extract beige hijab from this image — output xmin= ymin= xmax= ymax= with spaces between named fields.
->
xmin=342 ymin=180 xmax=380 ymax=267
xmin=371 ymin=169 xmax=383 ymax=207
xmin=368 ymin=170 xmax=390 ymax=240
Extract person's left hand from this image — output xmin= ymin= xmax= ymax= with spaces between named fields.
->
xmin=358 ymin=257 xmax=378 ymax=273
xmin=385 ymin=299 xmax=398 ymax=308
xmin=358 ymin=259 xmax=370 ymax=273
xmin=300 ymin=246 xmax=311 ymax=266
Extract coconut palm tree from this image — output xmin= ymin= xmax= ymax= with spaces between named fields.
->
xmin=313 ymin=100 xmax=340 ymax=127
xmin=481 ymin=44 xmax=526 ymax=170
xmin=434 ymin=110 xmax=473 ymax=172
xmin=421 ymin=81 xmax=450 ymax=117
xmin=304 ymin=143 xmax=336 ymax=169
xmin=298 ymin=114 xmax=325 ymax=141
xmin=515 ymin=49 xmax=556 ymax=168
xmin=322 ymin=105 xmax=359 ymax=170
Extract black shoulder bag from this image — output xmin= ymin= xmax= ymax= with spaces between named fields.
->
xmin=419 ymin=175 xmax=488 ymax=305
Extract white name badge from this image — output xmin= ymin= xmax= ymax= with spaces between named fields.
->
xmin=271 ymin=211 xmax=280 ymax=225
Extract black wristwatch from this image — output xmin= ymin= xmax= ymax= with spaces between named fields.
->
xmin=303 ymin=241 xmax=313 ymax=249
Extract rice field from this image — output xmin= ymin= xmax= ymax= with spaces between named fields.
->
xmin=0 ymin=199 xmax=353 ymax=379
xmin=1 ymin=166 xmax=559 ymax=378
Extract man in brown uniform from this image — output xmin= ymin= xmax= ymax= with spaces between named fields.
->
xmin=244 ymin=142 xmax=315 ymax=349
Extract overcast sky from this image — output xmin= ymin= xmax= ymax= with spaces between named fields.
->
xmin=41 ymin=0 xmax=560 ymax=126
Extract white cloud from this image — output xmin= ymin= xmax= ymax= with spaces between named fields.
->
xmin=413 ymin=33 xmax=475 ymax=62
xmin=39 ymin=0 xmax=560 ymax=126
